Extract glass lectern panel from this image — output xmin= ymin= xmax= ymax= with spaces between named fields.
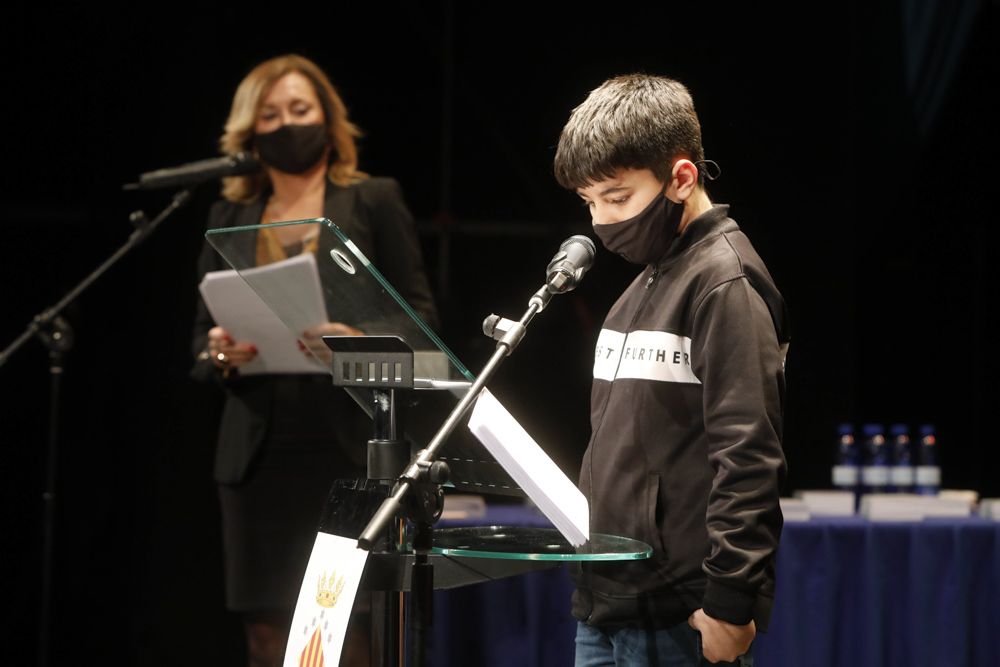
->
xmin=206 ymin=218 xmax=520 ymax=494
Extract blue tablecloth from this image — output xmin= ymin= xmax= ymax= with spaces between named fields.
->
xmin=757 ymin=516 xmax=1000 ymax=667
xmin=428 ymin=505 xmax=1000 ymax=667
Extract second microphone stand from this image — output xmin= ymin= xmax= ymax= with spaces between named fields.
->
xmin=0 ymin=189 xmax=193 ymax=667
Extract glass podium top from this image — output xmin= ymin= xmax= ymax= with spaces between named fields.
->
xmin=206 ymin=217 xmax=471 ymax=381
xmin=206 ymin=218 xmax=519 ymax=494
xmin=429 ymin=526 xmax=652 ymax=561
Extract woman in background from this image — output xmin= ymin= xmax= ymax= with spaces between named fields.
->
xmin=191 ymin=53 xmax=437 ymax=667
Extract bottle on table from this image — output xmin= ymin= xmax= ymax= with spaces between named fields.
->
xmin=832 ymin=423 xmax=860 ymax=508
xmin=888 ymin=424 xmax=914 ymax=493
xmin=861 ymin=423 xmax=889 ymax=496
xmin=915 ymin=424 xmax=941 ymax=496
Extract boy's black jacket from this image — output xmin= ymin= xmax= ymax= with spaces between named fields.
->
xmin=572 ymin=204 xmax=790 ymax=632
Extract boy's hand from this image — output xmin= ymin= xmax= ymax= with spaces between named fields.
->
xmin=688 ymin=608 xmax=755 ymax=663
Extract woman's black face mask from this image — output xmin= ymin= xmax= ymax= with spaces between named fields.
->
xmin=254 ymin=123 xmax=328 ymax=174
xmin=591 ymin=186 xmax=684 ymax=265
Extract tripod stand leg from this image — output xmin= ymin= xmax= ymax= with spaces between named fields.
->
xmin=38 ymin=350 xmax=64 ymax=667
xmin=408 ymin=521 xmax=434 ymax=667
xmin=370 ymin=589 xmax=404 ymax=667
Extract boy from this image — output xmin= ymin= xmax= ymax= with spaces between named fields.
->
xmin=554 ymin=74 xmax=789 ymax=666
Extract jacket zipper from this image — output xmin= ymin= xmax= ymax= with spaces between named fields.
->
xmin=645 ymin=266 xmax=659 ymax=289
xmin=590 ymin=265 xmax=661 ymax=449
xmin=582 ymin=264 xmax=663 ymax=618
xmin=587 ymin=266 xmax=662 ymax=507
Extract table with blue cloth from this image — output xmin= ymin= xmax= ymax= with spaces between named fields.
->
xmin=426 ymin=505 xmax=1000 ymax=667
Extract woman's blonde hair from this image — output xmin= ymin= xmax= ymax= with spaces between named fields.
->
xmin=219 ymin=54 xmax=366 ymax=202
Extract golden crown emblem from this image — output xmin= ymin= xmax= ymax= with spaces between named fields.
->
xmin=316 ymin=569 xmax=346 ymax=608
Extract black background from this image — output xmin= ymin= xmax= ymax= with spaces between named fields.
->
xmin=2 ymin=3 xmax=997 ymax=665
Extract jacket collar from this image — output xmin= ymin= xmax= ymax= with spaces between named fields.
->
xmin=657 ymin=204 xmax=734 ymax=267
xmin=234 ymin=178 xmax=356 ymax=229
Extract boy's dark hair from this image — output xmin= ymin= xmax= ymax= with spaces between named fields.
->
xmin=554 ymin=74 xmax=705 ymax=190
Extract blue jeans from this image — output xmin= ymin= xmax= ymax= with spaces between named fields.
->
xmin=575 ymin=621 xmax=753 ymax=667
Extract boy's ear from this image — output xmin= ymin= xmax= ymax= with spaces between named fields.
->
xmin=670 ymin=159 xmax=700 ymax=201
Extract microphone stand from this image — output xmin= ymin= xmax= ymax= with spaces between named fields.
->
xmin=358 ymin=282 xmax=556 ymax=667
xmin=0 ymin=188 xmax=192 ymax=667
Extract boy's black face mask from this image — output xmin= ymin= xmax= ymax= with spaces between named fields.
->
xmin=254 ymin=123 xmax=328 ymax=174
xmin=592 ymin=186 xmax=683 ymax=266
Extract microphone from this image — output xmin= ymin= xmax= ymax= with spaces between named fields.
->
xmin=123 ymin=152 xmax=260 ymax=191
xmin=546 ymin=235 xmax=596 ymax=293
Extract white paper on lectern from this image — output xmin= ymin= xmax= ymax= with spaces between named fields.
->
xmin=198 ymin=252 xmax=327 ymax=374
xmin=467 ymin=388 xmax=590 ymax=545
xmin=283 ymin=533 xmax=369 ymax=667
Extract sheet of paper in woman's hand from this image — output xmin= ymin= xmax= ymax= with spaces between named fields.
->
xmin=198 ymin=252 xmax=328 ymax=374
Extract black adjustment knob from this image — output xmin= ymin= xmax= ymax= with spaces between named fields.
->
xmin=428 ymin=460 xmax=450 ymax=485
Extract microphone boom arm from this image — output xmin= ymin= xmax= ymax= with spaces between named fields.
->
xmin=0 ymin=189 xmax=192 ymax=368
xmin=357 ymin=284 xmax=553 ymax=550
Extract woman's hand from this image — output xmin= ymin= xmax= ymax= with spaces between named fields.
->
xmin=299 ymin=322 xmax=364 ymax=363
xmin=207 ymin=326 xmax=258 ymax=373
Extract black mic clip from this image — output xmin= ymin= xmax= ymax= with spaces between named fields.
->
xmin=545 ymin=235 xmax=596 ymax=294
